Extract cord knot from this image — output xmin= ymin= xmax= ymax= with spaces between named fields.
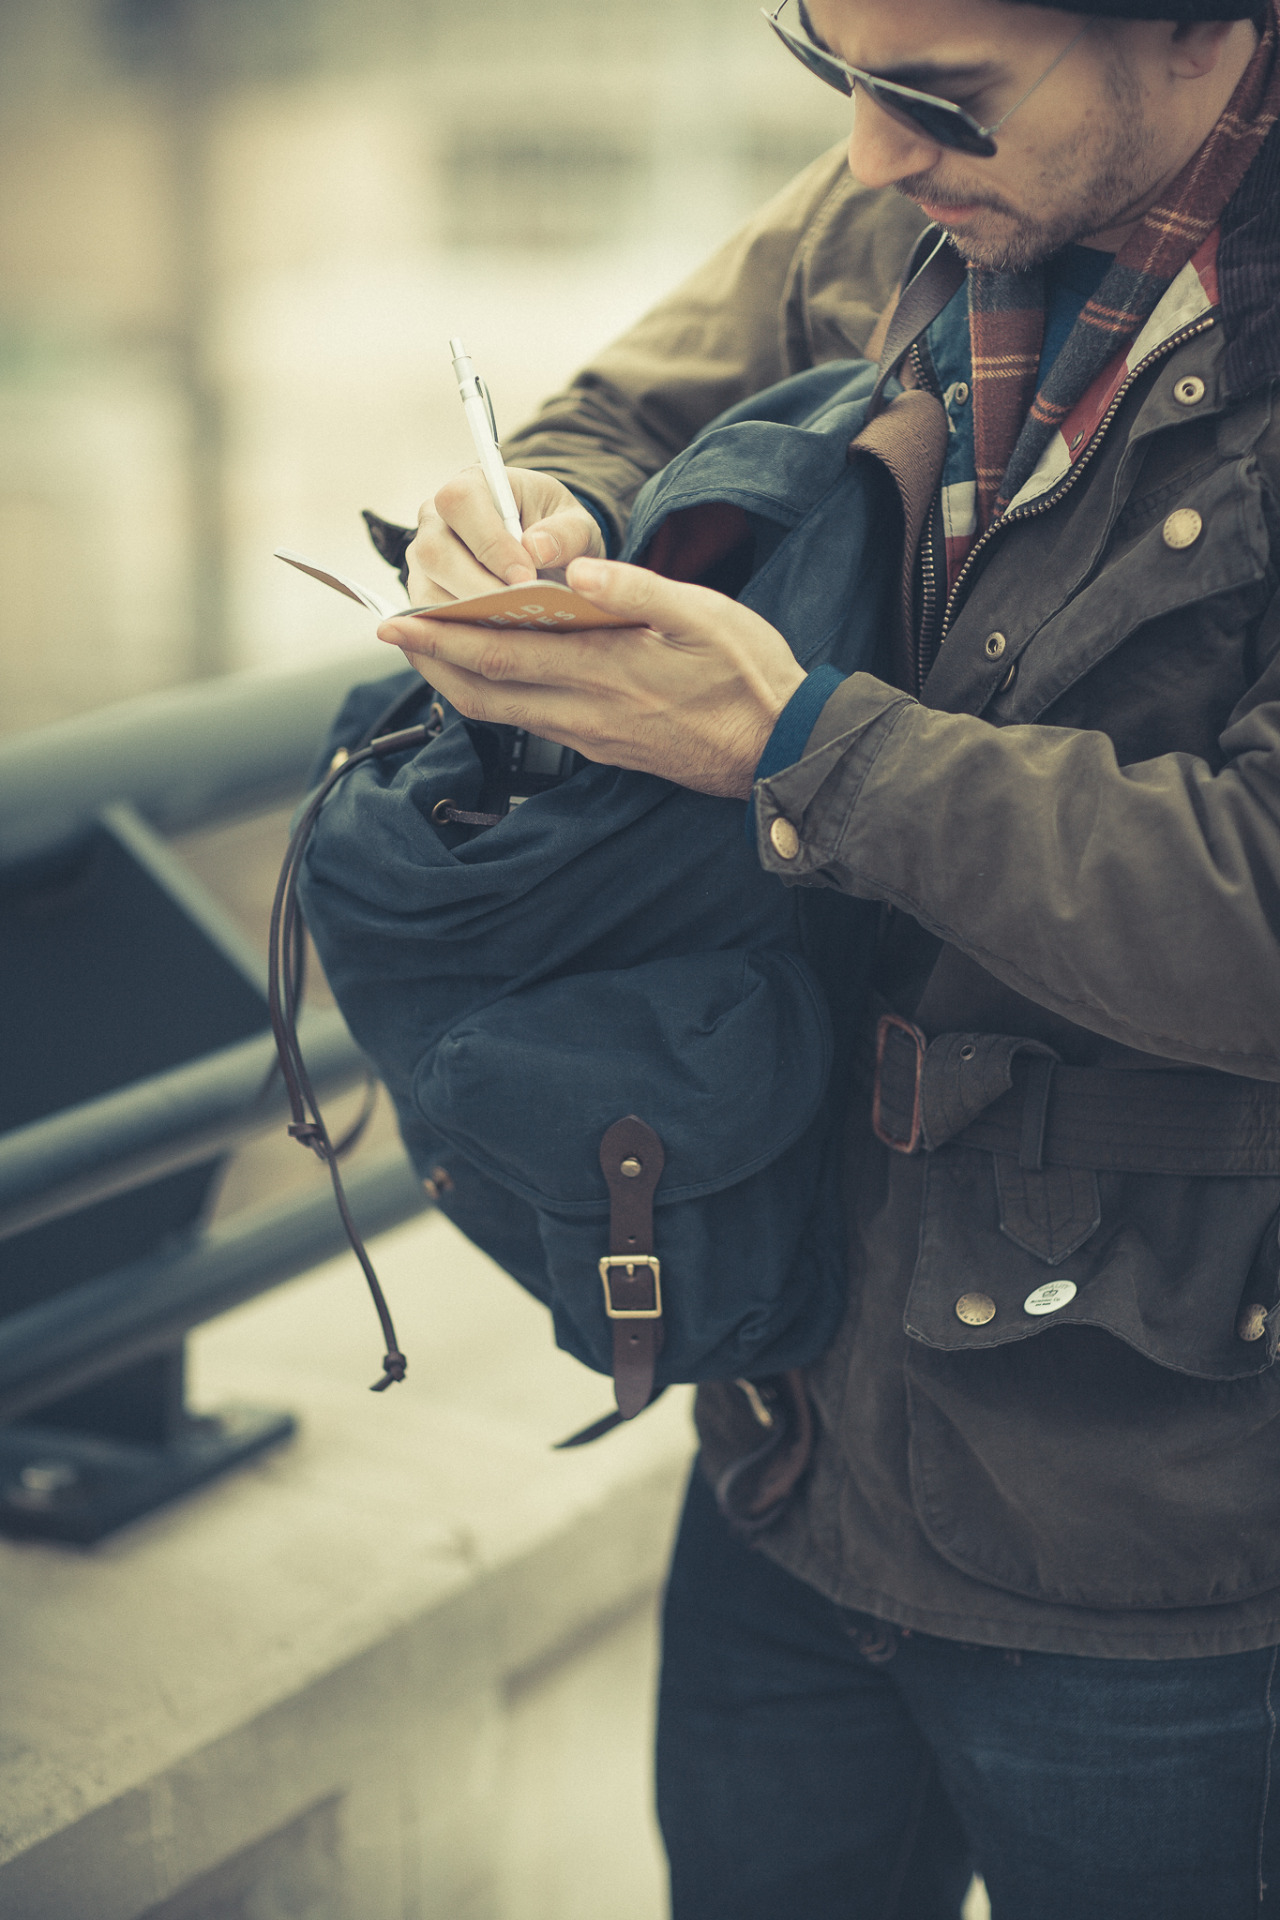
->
xmin=370 ymin=1351 xmax=408 ymax=1392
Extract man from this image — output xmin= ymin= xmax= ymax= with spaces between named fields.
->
xmin=380 ymin=2 xmax=1280 ymax=1912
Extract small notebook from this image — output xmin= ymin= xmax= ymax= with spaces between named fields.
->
xmin=275 ymin=549 xmax=633 ymax=631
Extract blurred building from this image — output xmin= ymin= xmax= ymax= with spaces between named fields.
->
xmin=0 ymin=0 xmax=850 ymax=735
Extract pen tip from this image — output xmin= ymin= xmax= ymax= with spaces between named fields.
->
xmin=448 ymin=336 xmax=466 ymax=359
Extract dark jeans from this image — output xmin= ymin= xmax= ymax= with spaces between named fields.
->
xmin=656 ymin=1466 xmax=1280 ymax=1920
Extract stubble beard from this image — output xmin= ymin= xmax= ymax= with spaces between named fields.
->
xmin=894 ymin=65 xmax=1157 ymax=271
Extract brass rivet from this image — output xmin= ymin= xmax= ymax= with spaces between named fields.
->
xmin=1163 ymin=508 xmax=1202 ymax=550
xmin=984 ymin=632 xmax=1007 ymax=660
xmin=956 ymin=1292 xmax=997 ymax=1326
xmin=430 ymin=1164 xmax=454 ymax=1193
xmin=328 ymin=746 xmax=351 ymax=772
xmin=769 ymin=815 xmax=801 ymax=860
xmin=1238 ymin=1303 xmax=1268 ymax=1343
xmin=1174 ymin=375 xmax=1205 ymax=406
xmin=999 ymin=660 xmax=1017 ymax=693
xmin=620 ymin=1156 xmax=643 ymax=1178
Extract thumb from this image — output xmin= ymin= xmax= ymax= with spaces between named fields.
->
xmin=565 ymin=556 xmax=707 ymax=638
xmin=522 ymin=506 xmax=606 ymax=570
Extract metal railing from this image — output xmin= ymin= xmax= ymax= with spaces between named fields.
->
xmin=0 ymin=651 xmax=429 ymax=1538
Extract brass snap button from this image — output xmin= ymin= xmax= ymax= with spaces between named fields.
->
xmin=769 ymin=815 xmax=801 ymax=860
xmin=1238 ymin=1303 xmax=1268 ymax=1343
xmin=952 ymin=381 xmax=970 ymax=407
xmin=998 ymin=660 xmax=1017 ymax=693
xmin=620 ymin=1156 xmax=643 ymax=1178
xmin=1173 ymin=375 xmax=1205 ymax=406
xmin=1162 ymin=508 xmax=1202 ymax=550
xmin=984 ymin=632 xmax=1007 ymax=660
xmin=956 ymin=1292 xmax=996 ymax=1326
xmin=1024 ymin=1280 xmax=1077 ymax=1316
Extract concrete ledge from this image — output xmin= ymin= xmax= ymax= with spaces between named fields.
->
xmin=0 ymin=1212 xmax=694 ymax=1919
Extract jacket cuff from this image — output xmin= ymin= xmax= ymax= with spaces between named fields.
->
xmin=753 ymin=673 xmax=914 ymax=876
xmin=753 ymin=665 xmax=847 ymax=785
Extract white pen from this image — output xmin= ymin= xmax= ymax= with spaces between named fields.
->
xmin=449 ymin=338 xmax=524 ymax=543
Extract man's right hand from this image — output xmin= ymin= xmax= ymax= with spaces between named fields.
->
xmin=406 ymin=465 xmax=608 ymax=605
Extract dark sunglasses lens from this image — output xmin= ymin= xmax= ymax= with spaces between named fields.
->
xmin=767 ymin=18 xmax=853 ymax=95
xmin=862 ymin=79 xmax=996 ymax=157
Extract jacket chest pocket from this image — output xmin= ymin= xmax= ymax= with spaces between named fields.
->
xmin=904 ymin=1145 xmax=1280 ymax=1609
xmin=940 ymin=450 xmax=1272 ymax=727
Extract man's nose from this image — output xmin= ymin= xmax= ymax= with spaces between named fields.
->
xmin=845 ymin=92 xmax=943 ymax=188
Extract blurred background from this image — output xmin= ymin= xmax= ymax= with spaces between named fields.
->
xmin=0 ymin=0 xmax=851 ymax=738
xmin=0 ymin=9 xmax=866 ymax=1917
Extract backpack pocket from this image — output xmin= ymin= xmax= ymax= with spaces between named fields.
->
xmin=412 ymin=950 xmax=848 ymax=1384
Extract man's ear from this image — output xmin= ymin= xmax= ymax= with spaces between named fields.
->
xmin=1168 ymin=18 xmax=1244 ymax=77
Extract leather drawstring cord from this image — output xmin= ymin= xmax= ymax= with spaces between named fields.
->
xmin=268 ymin=720 xmax=432 ymax=1390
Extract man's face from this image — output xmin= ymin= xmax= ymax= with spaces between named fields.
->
xmin=803 ymin=0 xmax=1192 ymax=268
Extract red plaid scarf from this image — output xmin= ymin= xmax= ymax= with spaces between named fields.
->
xmin=969 ymin=6 xmax=1280 ymax=532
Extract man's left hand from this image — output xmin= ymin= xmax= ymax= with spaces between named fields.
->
xmin=377 ymin=557 xmax=806 ymax=800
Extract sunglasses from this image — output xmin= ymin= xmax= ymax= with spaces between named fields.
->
xmin=762 ymin=2 xmax=1087 ymax=158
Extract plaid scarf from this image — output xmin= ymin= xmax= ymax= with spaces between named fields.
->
xmin=969 ymin=5 xmax=1280 ymax=532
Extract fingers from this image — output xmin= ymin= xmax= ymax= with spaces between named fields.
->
xmin=522 ymin=505 xmax=607 ymax=571
xmin=565 ymin=556 xmax=714 ymax=639
xmin=407 ymin=468 xmax=535 ymax=604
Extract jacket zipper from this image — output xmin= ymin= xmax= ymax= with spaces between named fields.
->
xmin=909 ymin=341 xmax=945 ymax=693
xmin=934 ymin=313 xmax=1218 ymax=647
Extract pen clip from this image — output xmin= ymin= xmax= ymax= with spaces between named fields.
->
xmin=474 ymin=375 xmax=499 ymax=445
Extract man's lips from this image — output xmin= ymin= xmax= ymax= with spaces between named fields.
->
xmin=914 ymin=198 xmax=984 ymax=222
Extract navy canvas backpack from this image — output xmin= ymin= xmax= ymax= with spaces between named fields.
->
xmin=294 ymin=358 xmax=900 ymax=1442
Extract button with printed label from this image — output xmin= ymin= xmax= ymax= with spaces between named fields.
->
xmin=955 ymin=1292 xmax=997 ymax=1326
xmin=1163 ymin=508 xmax=1202 ymax=550
xmin=1024 ymin=1280 xmax=1077 ymax=1316
xmin=769 ymin=815 xmax=801 ymax=860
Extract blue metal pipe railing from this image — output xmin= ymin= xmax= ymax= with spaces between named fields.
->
xmin=0 ymin=1007 xmax=368 ymax=1244
xmin=0 ymin=1151 xmax=428 ymax=1425
xmin=0 ymin=653 xmax=431 ymax=1454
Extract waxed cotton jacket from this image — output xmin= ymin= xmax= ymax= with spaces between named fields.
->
xmin=502 ymin=147 xmax=929 ymax=541
xmin=512 ymin=153 xmax=1280 ymax=1652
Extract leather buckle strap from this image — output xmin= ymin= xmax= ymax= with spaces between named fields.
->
xmin=599 ymin=1256 xmax=663 ymax=1319
xmin=599 ymin=1116 xmax=666 ymax=1419
xmin=871 ymin=1011 xmax=928 ymax=1153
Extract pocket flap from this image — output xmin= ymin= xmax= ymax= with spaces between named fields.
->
xmin=414 ymin=950 xmax=832 ymax=1214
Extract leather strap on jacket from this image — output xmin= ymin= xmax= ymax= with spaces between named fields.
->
xmin=869 ymin=1010 xmax=1280 ymax=1176
xmin=599 ymin=1116 xmax=666 ymax=1418
xmin=868 ymin=230 xmax=966 ymax=418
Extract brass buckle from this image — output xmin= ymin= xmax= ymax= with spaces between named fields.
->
xmin=598 ymin=1256 xmax=663 ymax=1319
xmin=871 ymin=1011 xmax=927 ymax=1154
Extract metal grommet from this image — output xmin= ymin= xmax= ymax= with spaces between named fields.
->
xmin=952 ymin=381 xmax=969 ymax=407
xmin=1162 ymin=508 xmax=1202 ymax=550
xmin=958 ymin=1042 xmax=977 ymax=1061
xmin=984 ymin=632 xmax=1007 ymax=660
xmin=1173 ymin=375 xmax=1205 ymax=406
xmin=431 ymin=797 xmax=455 ymax=823
xmin=956 ymin=1292 xmax=997 ymax=1326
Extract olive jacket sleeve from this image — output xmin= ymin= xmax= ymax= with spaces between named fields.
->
xmin=753 ymin=623 xmax=1280 ymax=1082
xmin=500 ymin=150 xmax=928 ymax=543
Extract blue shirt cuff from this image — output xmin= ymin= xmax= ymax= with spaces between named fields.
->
xmin=570 ymin=491 xmax=619 ymax=560
xmin=754 ymin=665 xmax=846 ymax=783
xmin=748 ymin=664 xmax=846 ymax=841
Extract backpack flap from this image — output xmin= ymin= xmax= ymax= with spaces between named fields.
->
xmin=412 ymin=950 xmax=845 ymax=1400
